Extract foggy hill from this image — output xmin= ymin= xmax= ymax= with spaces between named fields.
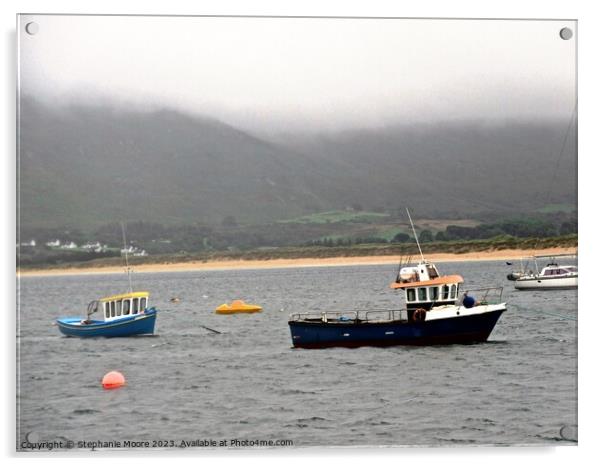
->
xmin=279 ymin=120 xmax=577 ymax=219
xmin=18 ymin=97 xmax=576 ymax=230
xmin=18 ymin=97 xmax=344 ymax=229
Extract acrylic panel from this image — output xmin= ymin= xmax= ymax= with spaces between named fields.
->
xmin=17 ymin=15 xmax=577 ymax=451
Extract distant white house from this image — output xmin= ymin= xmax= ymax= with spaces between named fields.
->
xmin=121 ymin=245 xmax=147 ymax=256
xmin=60 ymin=241 xmax=77 ymax=249
xmin=82 ymin=242 xmax=101 ymax=250
xmin=46 ymin=239 xmax=61 ymax=247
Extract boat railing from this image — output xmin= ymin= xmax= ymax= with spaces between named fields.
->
xmin=457 ymin=286 xmax=504 ymax=305
xmin=289 ymin=309 xmax=407 ymax=323
xmin=363 ymin=309 xmax=406 ymax=322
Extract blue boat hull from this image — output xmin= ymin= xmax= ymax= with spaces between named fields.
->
xmin=56 ymin=309 xmax=157 ymax=338
xmin=289 ymin=309 xmax=505 ymax=348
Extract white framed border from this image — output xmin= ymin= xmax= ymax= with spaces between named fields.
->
xmin=3 ymin=0 xmax=599 ymax=464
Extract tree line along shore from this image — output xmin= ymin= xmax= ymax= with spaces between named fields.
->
xmin=18 ymin=234 xmax=577 ymax=272
xmin=18 ymin=211 xmax=576 ymax=268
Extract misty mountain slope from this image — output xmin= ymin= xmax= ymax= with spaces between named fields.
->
xmin=284 ymin=121 xmax=576 ymax=217
xmin=18 ymin=98 xmax=576 ymax=230
xmin=19 ymin=98 xmax=347 ymax=229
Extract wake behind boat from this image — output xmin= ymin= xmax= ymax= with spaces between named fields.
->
xmin=288 ymin=209 xmax=507 ymax=348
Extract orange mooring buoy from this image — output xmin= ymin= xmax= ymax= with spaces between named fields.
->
xmin=102 ymin=371 xmax=125 ymax=389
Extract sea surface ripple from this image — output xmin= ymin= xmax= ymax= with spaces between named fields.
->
xmin=17 ymin=261 xmax=577 ymax=449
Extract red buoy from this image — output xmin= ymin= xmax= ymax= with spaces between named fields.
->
xmin=102 ymin=371 xmax=125 ymax=389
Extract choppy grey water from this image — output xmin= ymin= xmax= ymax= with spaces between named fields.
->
xmin=17 ymin=261 xmax=577 ymax=450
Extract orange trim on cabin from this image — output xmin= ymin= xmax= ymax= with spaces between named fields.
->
xmin=389 ymin=274 xmax=465 ymax=289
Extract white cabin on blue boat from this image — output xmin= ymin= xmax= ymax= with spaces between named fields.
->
xmin=96 ymin=291 xmax=149 ymax=322
xmin=391 ymin=261 xmax=464 ymax=310
xmin=56 ymin=291 xmax=156 ymax=338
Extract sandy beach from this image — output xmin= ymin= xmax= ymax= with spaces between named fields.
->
xmin=18 ymin=246 xmax=577 ymax=278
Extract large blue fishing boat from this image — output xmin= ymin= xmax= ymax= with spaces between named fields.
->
xmin=56 ymin=291 xmax=158 ymax=338
xmin=288 ymin=209 xmax=506 ymax=348
xmin=288 ymin=261 xmax=506 ymax=348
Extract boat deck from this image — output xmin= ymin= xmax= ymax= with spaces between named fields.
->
xmin=290 ymin=309 xmax=409 ymax=324
xmin=290 ymin=287 xmax=504 ymax=325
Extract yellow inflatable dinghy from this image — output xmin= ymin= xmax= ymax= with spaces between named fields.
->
xmin=215 ymin=300 xmax=262 ymax=314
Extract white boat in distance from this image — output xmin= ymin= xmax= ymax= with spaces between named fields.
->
xmin=513 ymin=254 xmax=578 ymax=290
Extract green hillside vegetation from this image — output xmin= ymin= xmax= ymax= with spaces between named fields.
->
xmin=536 ymin=203 xmax=576 ymax=214
xmin=20 ymin=234 xmax=577 ymax=271
xmin=278 ymin=210 xmax=390 ymax=224
xmin=19 ymin=213 xmax=576 ymax=267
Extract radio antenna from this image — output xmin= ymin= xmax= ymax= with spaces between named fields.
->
xmin=121 ymin=222 xmax=133 ymax=293
xmin=406 ymin=208 xmax=425 ymax=263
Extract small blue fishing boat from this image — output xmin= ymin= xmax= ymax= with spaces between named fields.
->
xmin=56 ymin=291 xmax=158 ymax=338
xmin=56 ymin=223 xmax=158 ymax=338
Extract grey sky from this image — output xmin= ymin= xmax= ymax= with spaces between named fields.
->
xmin=18 ymin=15 xmax=576 ymax=133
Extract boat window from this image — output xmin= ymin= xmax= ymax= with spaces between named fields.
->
xmin=123 ymin=299 xmax=130 ymax=315
xmin=442 ymin=285 xmax=449 ymax=300
xmin=132 ymin=298 xmax=138 ymax=313
xmin=429 ymin=287 xmax=438 ymax=301
xmin=105 ymin=302 xmax=110 ymax=318
xmin=116 ymin=300 xmax=122 ymax=316
xmin=407 ymin=289 xmax=416 ymax=302
xmin=450 ymin=284 xmax=457 ymax=299
xmin=418 ymin=287 xmax=427 ymax=301
xmin=110 ymin=301 xmax=115 ymax=317
xmin=140 ymin=297 xmax=147 ymax=311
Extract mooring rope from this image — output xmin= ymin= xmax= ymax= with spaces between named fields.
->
xmin=513 ymin=306 xmax=577 ymax=321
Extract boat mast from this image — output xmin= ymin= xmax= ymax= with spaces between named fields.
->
xmin=121 ymin=222 xmax=133 ymax=293
xmin=406 ymin=208 xmax=425 ymax=263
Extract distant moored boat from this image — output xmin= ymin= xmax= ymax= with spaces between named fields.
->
xmin=513 ymin=255 xmax=578 ymax=290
